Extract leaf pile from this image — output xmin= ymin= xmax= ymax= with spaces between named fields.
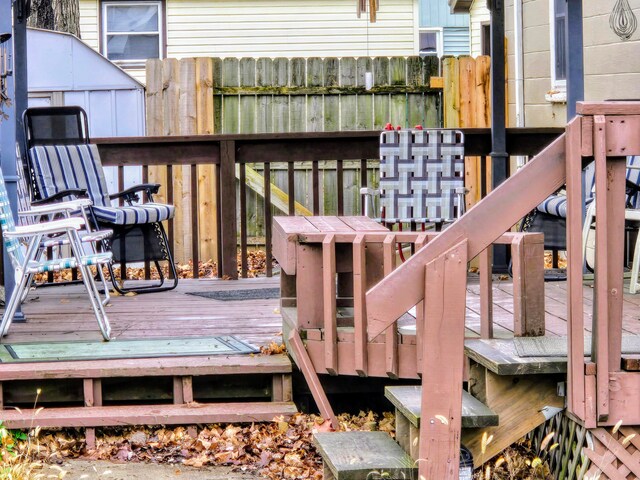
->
xmin=474 ymin=437 xmax=553 ymax=480
xmin=33 ymin=250 xmax=271 ymax=284
xmin=33 ymin=411 xmax=395 ymax=479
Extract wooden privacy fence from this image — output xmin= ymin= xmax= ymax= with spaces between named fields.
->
xmin=145 ymin=55 xmax=444 ymax=263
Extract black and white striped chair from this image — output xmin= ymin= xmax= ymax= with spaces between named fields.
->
xmin=27 ymin=143 xmax=178 ymax=294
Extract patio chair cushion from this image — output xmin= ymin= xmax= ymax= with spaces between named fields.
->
xmin=92 ymin=203 xmax=175 ymax=225
xmin=28 ymin=144 xmax=175 ymax=225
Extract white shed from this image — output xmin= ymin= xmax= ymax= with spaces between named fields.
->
xmin=27 ymin=28 xmax=145 ymax=190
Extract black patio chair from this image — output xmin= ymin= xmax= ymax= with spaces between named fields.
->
xmin=23 ymin=106 xmax=178 ymax=294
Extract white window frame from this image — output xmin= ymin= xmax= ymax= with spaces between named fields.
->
xmin=101 ymin=0 xmax=163 ymax=68
xmin=549 ymin=0 xmax=566 ymax=92
xmin=418 ymin=28 xmax=443 ymax=58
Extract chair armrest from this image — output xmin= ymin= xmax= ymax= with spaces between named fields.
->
xmin=20 ymin=198 xmax=93 ymax=216
xmin=31 ymin=189 xmax=88 ymax=205
xmin=360 ymin=187 xmax=379 ymax=196
xmin=7 ymin=217 xmax=85 ymax=237
xmin=109 ymin=183 xmax=161 ymax=202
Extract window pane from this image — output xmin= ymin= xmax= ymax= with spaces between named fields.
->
xmin=554 ymin=0 xmax=567 ymax=81
xmin=420 ymin=32 xmax=437 ymax=54
xmin=107 ymin=34 xmax=159 ymax=61
xmin=107 ymin=5 xmax=158 ymax=33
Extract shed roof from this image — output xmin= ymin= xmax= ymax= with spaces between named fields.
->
xmin=27 ymin=28 xmax=144 ymax=93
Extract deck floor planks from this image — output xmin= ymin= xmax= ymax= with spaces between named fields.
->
xmin=2 ymin=274 xmax=639 ymax=354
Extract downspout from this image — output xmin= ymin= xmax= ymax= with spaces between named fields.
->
xmin=514 ymin=0 xmax=526 ymax=168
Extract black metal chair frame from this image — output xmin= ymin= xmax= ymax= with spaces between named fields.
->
xmin=22 ymin=106 xmax=178 ymax=294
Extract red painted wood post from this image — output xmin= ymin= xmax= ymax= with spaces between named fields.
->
xmin=419 ymin=240 xmax=468 ymax=480
xmin=593 ymin=115 xmax=626 ymax=422
xmin=511 ymin=233 xmax=545 ymax=336
xmin=479 ymin=247 xmax=493 ymax=339
xmin=383 ymin=234 xmax=399 ymax=379
xmin=323 ymin=234 xmax=338 ymax=376
xmin=353 ymin=234 xmax=369 ymax=377
xmin=565 ymin=116 xmax=586 ymax=421
xmin=414 ymin=233 xmax=428 ymax=374
xmin=83 ymin=379 xmax=101 ymax=450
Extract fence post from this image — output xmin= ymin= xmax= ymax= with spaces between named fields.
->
xmin=219 ymin=140 xmax=238 ymax=279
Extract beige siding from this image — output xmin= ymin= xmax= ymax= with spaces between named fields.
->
xmin=469 ymin=0 xmax=490 ymax=57
xmin=583 ymin=0 xmax=640 ymax=101
xmin=80 ymin=0 xmax=416 ymax=84
xmin=165 ymin=0 xmax=416 ymax=58
xmin=79 ymin=0 xmax=99 ymax=50
xmin=505 ymin=0 xmax=566 ymax=127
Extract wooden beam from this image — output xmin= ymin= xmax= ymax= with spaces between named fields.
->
xmin=323 ymin=234 xmax=338 ymax=375
xmin=353 ymin=234 xmax=368 ymax=377
xmin=219 ymin=140 xmax=238 ymax=279
xmin=366 ymin=134 xmax=567 ymax=340
xmin=288 ymin=330 xmax=338 ymax=429
xmin=419 ymin=240 xmax=468 ymax=480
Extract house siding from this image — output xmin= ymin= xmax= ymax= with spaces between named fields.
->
xmin=469 ymin=0 xmax=489 ymax=57
xmin=79 ymin=0 xmax=417 ymax=84
xmin=420 ymin=0 xmax=468 ymax=28
xmin=583 ymin=1 xmax=640 ymax=102
xmin=443 ymin=27 xmax=470 ymax=55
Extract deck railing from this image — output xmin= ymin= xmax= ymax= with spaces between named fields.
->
xmin=94 ymin=128 xmax=562 ymax=279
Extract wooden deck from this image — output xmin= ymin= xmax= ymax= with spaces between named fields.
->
xmin=7 ymin=277 xmax=283 ymax=346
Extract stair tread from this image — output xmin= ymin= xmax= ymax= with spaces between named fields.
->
xmin=0 ymin=401 xmax=297 ymax=429
xmin=385 ymin=386 xmax=498 ymax=428
xmin=0 ymin=354 xmax=292 ymax=381
xmin=314 ymin=431 xmax=415 ymax=480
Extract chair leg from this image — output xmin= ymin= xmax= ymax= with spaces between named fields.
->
xmin=106 ymin=222 xmax=178 ymax=295
xmin=0 ymin=272 xmax=31 ymax=338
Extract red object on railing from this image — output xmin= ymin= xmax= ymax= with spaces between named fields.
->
xmin=415 ymin=125 xmax=423 ymax=130
xmin=384 ymin=123 xmax=393 ymax=130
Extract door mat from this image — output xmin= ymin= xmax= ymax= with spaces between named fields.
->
xmin=514 ymin=335 xmax=640 ymax=357
xmin=0 ymin=336 xmax=258 ymax=363
xmin=187 ymin=288 xmax=280 ymax=301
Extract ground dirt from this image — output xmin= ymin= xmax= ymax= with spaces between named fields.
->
xmin=43 ymin=459 xmax=257 ymax=479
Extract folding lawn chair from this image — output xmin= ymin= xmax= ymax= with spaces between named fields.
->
xmin=0 ymin=166 xmax=112 ymax=340
xmin=362 ymin=127 xmax=466 ymax=229
xmin=23 ymin=106 xmax=178 ymax=295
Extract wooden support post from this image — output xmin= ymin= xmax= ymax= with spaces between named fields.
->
xmin=353 ymin=234 xmax=368 ymax=377
xmin=219 ymin=140 xmax=238 ymax=279
xmin=415 ymin=233 xmax=428 ymax=375
xmin=288 ymin=330 xmax=339 ymax=429
xmin=419 ymin=240 xmax=468 ymax=480
xmin=593 ymin=115 xmax=625 ymax=422
xmin=323 ymin=234 xmax=338 ymax=376
xmin=173 ymin=377 xmax=185 ymax=404
xmin=511 ymin=233 xmax=545 ymax=336
xmin=565 ymin=117 xmax=586 ymax=421
xmin=296 ymin=245 xmax=324 ymax=328
xmin=83 ymin=379 xmax=101 ymax=450
xmin=383 ymin=234 xmax=399 ymax=379
xmin=479 ymin=247 xmax=493 ymax=339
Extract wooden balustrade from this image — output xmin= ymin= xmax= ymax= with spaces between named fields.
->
xmin=93 ymin=128 xmax=561 ymax=280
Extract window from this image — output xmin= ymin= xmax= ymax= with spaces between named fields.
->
xmin=419 ymin=29 xmax=442 ymax=57
xmin=481 ymin=23 xmax=490 ymax=56
xmin=550 ymin=0 xmax=567 ymax=86
xmin=102 ymin=1 xmax=162 ymax=66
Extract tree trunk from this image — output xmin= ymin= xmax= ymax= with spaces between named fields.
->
xmin=28 ymin=0 xmax=80 ymax=38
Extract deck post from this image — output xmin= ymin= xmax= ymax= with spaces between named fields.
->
xmin=593 ymin=115 xmax=625 ymax=422
xmin=219 ymin=140 xmax=238 ymax=279
xmin=565 ymin=116 xmax=586 ymax=421
xmin=418 ymin=240 xmax=468 ymax=480
xmin=479 ymin=247 xmax=493 ymax=339
xmin=511 ymin=233 xmax=545 ymax=336
xmin=352 ymin=234 xmax=368 ymax=377
xmin=383 ymin=234 xmax=398 ymax=379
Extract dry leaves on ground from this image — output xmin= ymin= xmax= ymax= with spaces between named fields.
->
xmin=33 ymin=411 xmax=396 ymax=479
xmin=33 ymin=250 xmax=271 ymax=284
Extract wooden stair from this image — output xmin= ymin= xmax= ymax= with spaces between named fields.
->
xmin=314 ymin=386 xmax=497 ymax=478
xmin=463 ymin=338 xmax=565 ymax=464
xmin=0 ymin=354 xmax=296 ymax=444
xmin=314 ymin=431 xmax=415 ymax=480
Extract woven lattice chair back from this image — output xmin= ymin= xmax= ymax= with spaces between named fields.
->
xmin=0 ymin=168 xmax=25 ymax=269
xmin=378 ymin=129 xmax=465 ymax=223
